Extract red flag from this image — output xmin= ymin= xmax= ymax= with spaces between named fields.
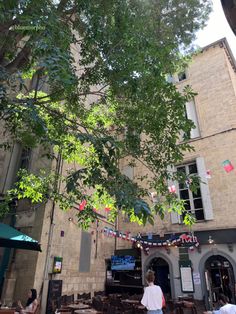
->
xmin=79 ymin=199 xmax=87 ymax=211
xmin=222 ymin=160 xmax=234 ymax=173
xmin=168 ymin=185 xmax=176 ymax=193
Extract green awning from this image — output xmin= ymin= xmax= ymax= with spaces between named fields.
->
xmin=0 ymin=223 xmax=41 ymax=251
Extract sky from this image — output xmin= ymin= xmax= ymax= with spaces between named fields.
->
xmin=195 ymin=0 xmax=236 ymax=58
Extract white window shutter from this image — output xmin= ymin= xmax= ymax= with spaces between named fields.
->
xmin=167 ymin=165 xmax=180 ymax=224
xmin=186 ymin=100 xmax=200 ymax=139
xmin=196 ymin=157 xmax=214 ymax=220
xmin=121 ymin=165 xmax=134 ymax=180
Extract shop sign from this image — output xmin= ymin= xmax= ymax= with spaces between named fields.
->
xmin=179 ymin=233 xmax=198 ymax=245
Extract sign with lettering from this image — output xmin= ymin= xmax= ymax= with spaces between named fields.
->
xmin=179 ymin=234 xmax=199 ymax=247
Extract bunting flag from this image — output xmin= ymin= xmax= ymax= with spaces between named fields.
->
xmin=222 ymin=160 xmax=234 ymax=173
xmin=79 ymin=199 xmax=87 ymax=211
xmin=150 ymin=192 xmax=158 ymax=203
xmin=168 ymin=185 xmax=176 ymax=193
xmin=206 ymin=170 xmax=211 ymax=179
xmin=185 ymin=178 xmax=192 ymax=188
xmin=103 ymin=227 xmax=200 ymax=249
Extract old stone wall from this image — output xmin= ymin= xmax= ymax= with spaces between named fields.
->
xmin=118 ymin=42 xmax=236 ymax=241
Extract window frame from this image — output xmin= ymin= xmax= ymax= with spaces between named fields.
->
xmin=176 ymin=162 xmax=205 ymax=222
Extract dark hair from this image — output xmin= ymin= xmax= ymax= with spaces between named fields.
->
xmin=146 ymin=270 xmax=155 ymax=283
xmin=218 ymin=294 xmax=229 ymax=304
xmin=26 ymin=289 xmax=37 ymax=307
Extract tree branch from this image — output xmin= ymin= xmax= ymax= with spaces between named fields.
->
xmin=0 ymin=19 xmax=18 ymax=33
xmin=5 ymin=45 xmax=31 ymax=74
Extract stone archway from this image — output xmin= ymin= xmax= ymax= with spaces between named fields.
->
xmin=143 ymin=251 xmax=175 ymax=298
xmin=199 ymin=250 xmax=236 ymax=310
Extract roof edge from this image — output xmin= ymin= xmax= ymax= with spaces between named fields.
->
xmin=201 ymin=37 xmax=236 ymax=72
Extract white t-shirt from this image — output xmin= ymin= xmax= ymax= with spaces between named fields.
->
xmin=220 ymin=304 xmax=236 ymax=314
xmin=141 ymin=284 xmax=163 ymax=310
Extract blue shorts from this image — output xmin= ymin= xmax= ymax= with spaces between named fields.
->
xmin=147 ymin=310 xmax=163 ymax=314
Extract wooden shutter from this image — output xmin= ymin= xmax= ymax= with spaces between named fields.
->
xmin=167 ymin=165 xmax=180 ymax=224
xmin=196 ymin=157 xmax=214 ymax=220
xmin=186 ymin=100 xmax=200 ymax=139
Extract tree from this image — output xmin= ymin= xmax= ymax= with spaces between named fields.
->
xmin=0 ymin=0 xmax=212 ymax=228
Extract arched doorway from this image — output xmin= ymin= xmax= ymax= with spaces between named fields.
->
xmin=205 ymin=255 xmax=235 ymax=308
xmin=148 ymin=257 xmax=171 ymax=298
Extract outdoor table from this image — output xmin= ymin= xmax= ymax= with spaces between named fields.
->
xmin=121 ymin=299 xmax=140 ymax=304
xmin=68 ymin=304 xmax=90 ymax=310
xmin=75 ymin=299 xmax=84 ymax=304
xmin=0 ymin=309 xmax=16 ymax=314
xmin=68 ymin=303 xmax=91 ymax=314
xmin=74 ymin=310 xmax=98 ymax=314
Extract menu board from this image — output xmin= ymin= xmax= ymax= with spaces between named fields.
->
xmin=180 ymin=267 xmax=194 ymax=292
xmin=179 ymin=261 xmax=194 ymax=293
xmin=46 ymin=280 xmax=62 ymax=314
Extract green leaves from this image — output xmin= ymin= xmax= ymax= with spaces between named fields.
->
xmin=0 ymin=0 xmax=212 ymax=228
xmin=10 ymin=169 xmax=52 ymax=203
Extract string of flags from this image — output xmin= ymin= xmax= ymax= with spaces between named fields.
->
xmin=76 ymin=159 xmax=233 ymax=212
xmin=166 ymin=159 xmax=234 ymax=194
xmin=102 ymin=227 xmax=199 ymax=254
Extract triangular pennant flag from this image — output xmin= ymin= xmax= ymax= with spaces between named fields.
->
xmin=168 ymin=185 xmax=176 ymax=193
xmin=79 ymin=199 xmax=87 ymax=211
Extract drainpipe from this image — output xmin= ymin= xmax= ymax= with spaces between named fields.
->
xmin=41 ymin=152 xmax=62 ymax=311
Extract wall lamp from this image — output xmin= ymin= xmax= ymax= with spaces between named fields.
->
xmin=208 ymin=236 xmax=214 ymax=244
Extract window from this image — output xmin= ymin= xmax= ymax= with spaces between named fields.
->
xmin=169 ymin=157 xmax=213 ymax=224
xmin=185 ymin=99 xmax=200 ymax=139
xmin=177 ymin=162 xmax=205 ymax=222
xmin=181 ymin=99 xmax=200 ymax=140
xmin=178 ymin=71 xmax=187 ymax=82
xmin=19 ymin=147 xmax=31 ymax=170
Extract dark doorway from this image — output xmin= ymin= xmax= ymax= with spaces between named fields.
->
xmin=148 ymin=257 xmax=171 ymax=298
xmin=205 ymin=255 xmax=235 ymax=308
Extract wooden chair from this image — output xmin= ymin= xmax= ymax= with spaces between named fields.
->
xmin=183 ymin=301 xmax=197 ymax=314
xmin=94 ymin=291 xmax=105 ymax=297
xmin=66 ymin=294 xmax=74 ymax=305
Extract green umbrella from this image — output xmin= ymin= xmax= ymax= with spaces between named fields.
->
xmin=0 ymin=223 xmax=41 ymax=251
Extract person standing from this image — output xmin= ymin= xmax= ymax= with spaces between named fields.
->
xmin=217 ymin=294 xmax=236 ymax=314
xmin=141 ymin=270 xmax=164 ymax=314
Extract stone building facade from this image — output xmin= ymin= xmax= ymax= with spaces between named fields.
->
xmin=118 ymin=38 xmax=236 ymax=310
xmin=1 ymin=37 xmax=236 ymax=312
xmin=0 ymin=144 xmax=116 ymax=311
